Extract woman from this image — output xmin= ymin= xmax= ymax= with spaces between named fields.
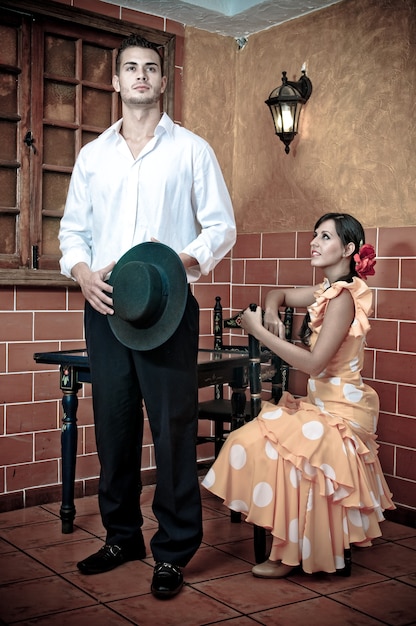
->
xmin=202 ymin=213 xmax=394 ymax=578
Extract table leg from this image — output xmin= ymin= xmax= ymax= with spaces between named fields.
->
xmin=60 ymin=365 xmax=80 ymax=533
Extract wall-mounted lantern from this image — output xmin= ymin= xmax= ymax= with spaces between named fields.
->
xmin=265 ymin=69 xmax=312 ymax=154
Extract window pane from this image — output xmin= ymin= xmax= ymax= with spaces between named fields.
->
xmin=82 ymin=88 xmax=112 ymax=127
xmin=82 ymin=131 xmax=100 ymax=146
xmin=44 ymin=127 xmax=75 ymax=167
xmin=0 ymin=7 xmax=173 ymax=275
xmin=0 ymin=73 xmax=17 ymax=116
xmin=44 ymin=35 xmax=75 ymax=77
xmin=42 ymin=216 xmax=61 ymax=255
xmin=44 ymin=80 xmax=76 ymax=123
xmin=0 ymin=168 xmax=17 ymax=207
xmin=0 ymin=214 xmax=17 ymax=254
xmin=0 ymin=121 xmax=16 ymax=160
xmin=83 ymin=44 xmax=112 ymax=84
xmin=0 ymin=24 xmax=18 ymax=65
xmin=42 ymin=171 xmax=71 ymax=215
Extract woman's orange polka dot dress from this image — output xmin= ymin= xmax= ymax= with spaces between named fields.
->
xmin=202 ymin=277 xmax=395 ymax=574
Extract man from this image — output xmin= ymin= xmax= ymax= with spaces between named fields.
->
xmin=59 ymin=34 xmax=236 ymax=598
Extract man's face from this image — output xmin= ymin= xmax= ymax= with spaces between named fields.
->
xmin=112 ymin=46 xmax=167 ymax=107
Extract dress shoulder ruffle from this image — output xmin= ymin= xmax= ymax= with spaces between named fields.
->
xmin=309 ymin=276 xmax=373 ymax=337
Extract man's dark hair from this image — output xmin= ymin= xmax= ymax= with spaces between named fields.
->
xmin=115 ymin=34 xmax=164 ymax=75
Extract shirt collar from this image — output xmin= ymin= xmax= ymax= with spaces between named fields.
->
xmin=155 ymin=113 xmax=174 ymax=137
xmin=103 ymin=113 xmax=174 ymax=141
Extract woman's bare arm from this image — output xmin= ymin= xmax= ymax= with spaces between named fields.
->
xmin=263 ymin=285 xmax=317 ymax=335
xmin=241 ymin=288 xmax=354 ymax=377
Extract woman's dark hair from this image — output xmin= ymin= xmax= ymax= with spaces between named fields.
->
xmin=299 ymin=213 xmax=365 ymax=345
xmin=115 ymin=34 xmax=164 ymax=76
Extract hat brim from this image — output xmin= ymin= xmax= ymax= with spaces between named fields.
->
xmin=108 ymin=242 xmax=188 ymax=350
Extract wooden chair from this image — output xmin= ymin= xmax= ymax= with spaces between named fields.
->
xmin=197 ymin=296 xmax=250 ymax=456
xmin=197 ymin=296 xmax=293 ymax=528
xmin=245 ymin=304 xmax=293 ymax=562
xmin=198 ymin=298 xmax=293 ymax=458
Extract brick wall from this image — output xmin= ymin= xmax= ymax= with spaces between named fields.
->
xmin=2 ymin=225 xmax=414 ymax=519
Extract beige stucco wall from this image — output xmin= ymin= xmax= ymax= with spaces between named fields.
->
xmin=182 ymin=28 xmax=237 ymax=194
xmin=183 ymin=0 xmax=416 ymax=233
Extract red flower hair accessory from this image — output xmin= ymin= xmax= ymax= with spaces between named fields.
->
xmin=354 ymin=243 xmax=376 ymax=280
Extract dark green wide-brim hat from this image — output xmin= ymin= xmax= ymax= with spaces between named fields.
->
xmin=108 ymin=242 xmax=188 ymax=351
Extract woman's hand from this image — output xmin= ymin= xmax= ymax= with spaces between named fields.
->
xmin=239 ymin=305 xmax=263 ymax=337
xmin=239 ymin=305 xmax=286 ymax=340
xmin=264 ymin=310 xmax=286 ymax=339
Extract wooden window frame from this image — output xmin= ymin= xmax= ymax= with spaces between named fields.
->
xmin=0 ymin=0 xmax=176 ymax=286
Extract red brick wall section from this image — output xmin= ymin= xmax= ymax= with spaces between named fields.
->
xmin=1 ymin=226 xmax=415 ymax=516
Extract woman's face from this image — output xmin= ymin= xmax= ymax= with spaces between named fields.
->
xmin=310 ymin=219 xmax=350 ymax=272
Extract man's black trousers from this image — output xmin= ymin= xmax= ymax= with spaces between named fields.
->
xmin=84 ymin=289 xmax=202 ymax=567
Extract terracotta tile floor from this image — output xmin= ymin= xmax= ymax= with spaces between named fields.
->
xmin=0 ymin=483 xmax=415 ymax=625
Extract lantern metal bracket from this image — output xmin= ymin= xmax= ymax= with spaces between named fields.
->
xmin=283 ymin=71 xmax=312 ymax=101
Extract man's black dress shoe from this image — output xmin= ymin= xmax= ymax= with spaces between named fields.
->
xmin=151 ymin=562 xmax=184 ymax=598
xmin=77 ymin=542 xmax=146 ymax=575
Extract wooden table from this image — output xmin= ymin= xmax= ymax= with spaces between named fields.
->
xmin=33 ymin=348 xmax=250 ymax=533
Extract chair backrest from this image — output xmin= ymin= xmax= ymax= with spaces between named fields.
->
xmin=214 ymin=296 xmax=248 ymax=353
xmin=213 ymin=295 xmax=223 ymax=350
xmin=210 ymin=296 xmax=248 ymax=401
xmin=270 ymin=306 xmax=293 ymax=403
xmin=209 ymin=296 xmax=294 ymax=415
xmin=248 ymin=305 xmax=294 ymax=419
